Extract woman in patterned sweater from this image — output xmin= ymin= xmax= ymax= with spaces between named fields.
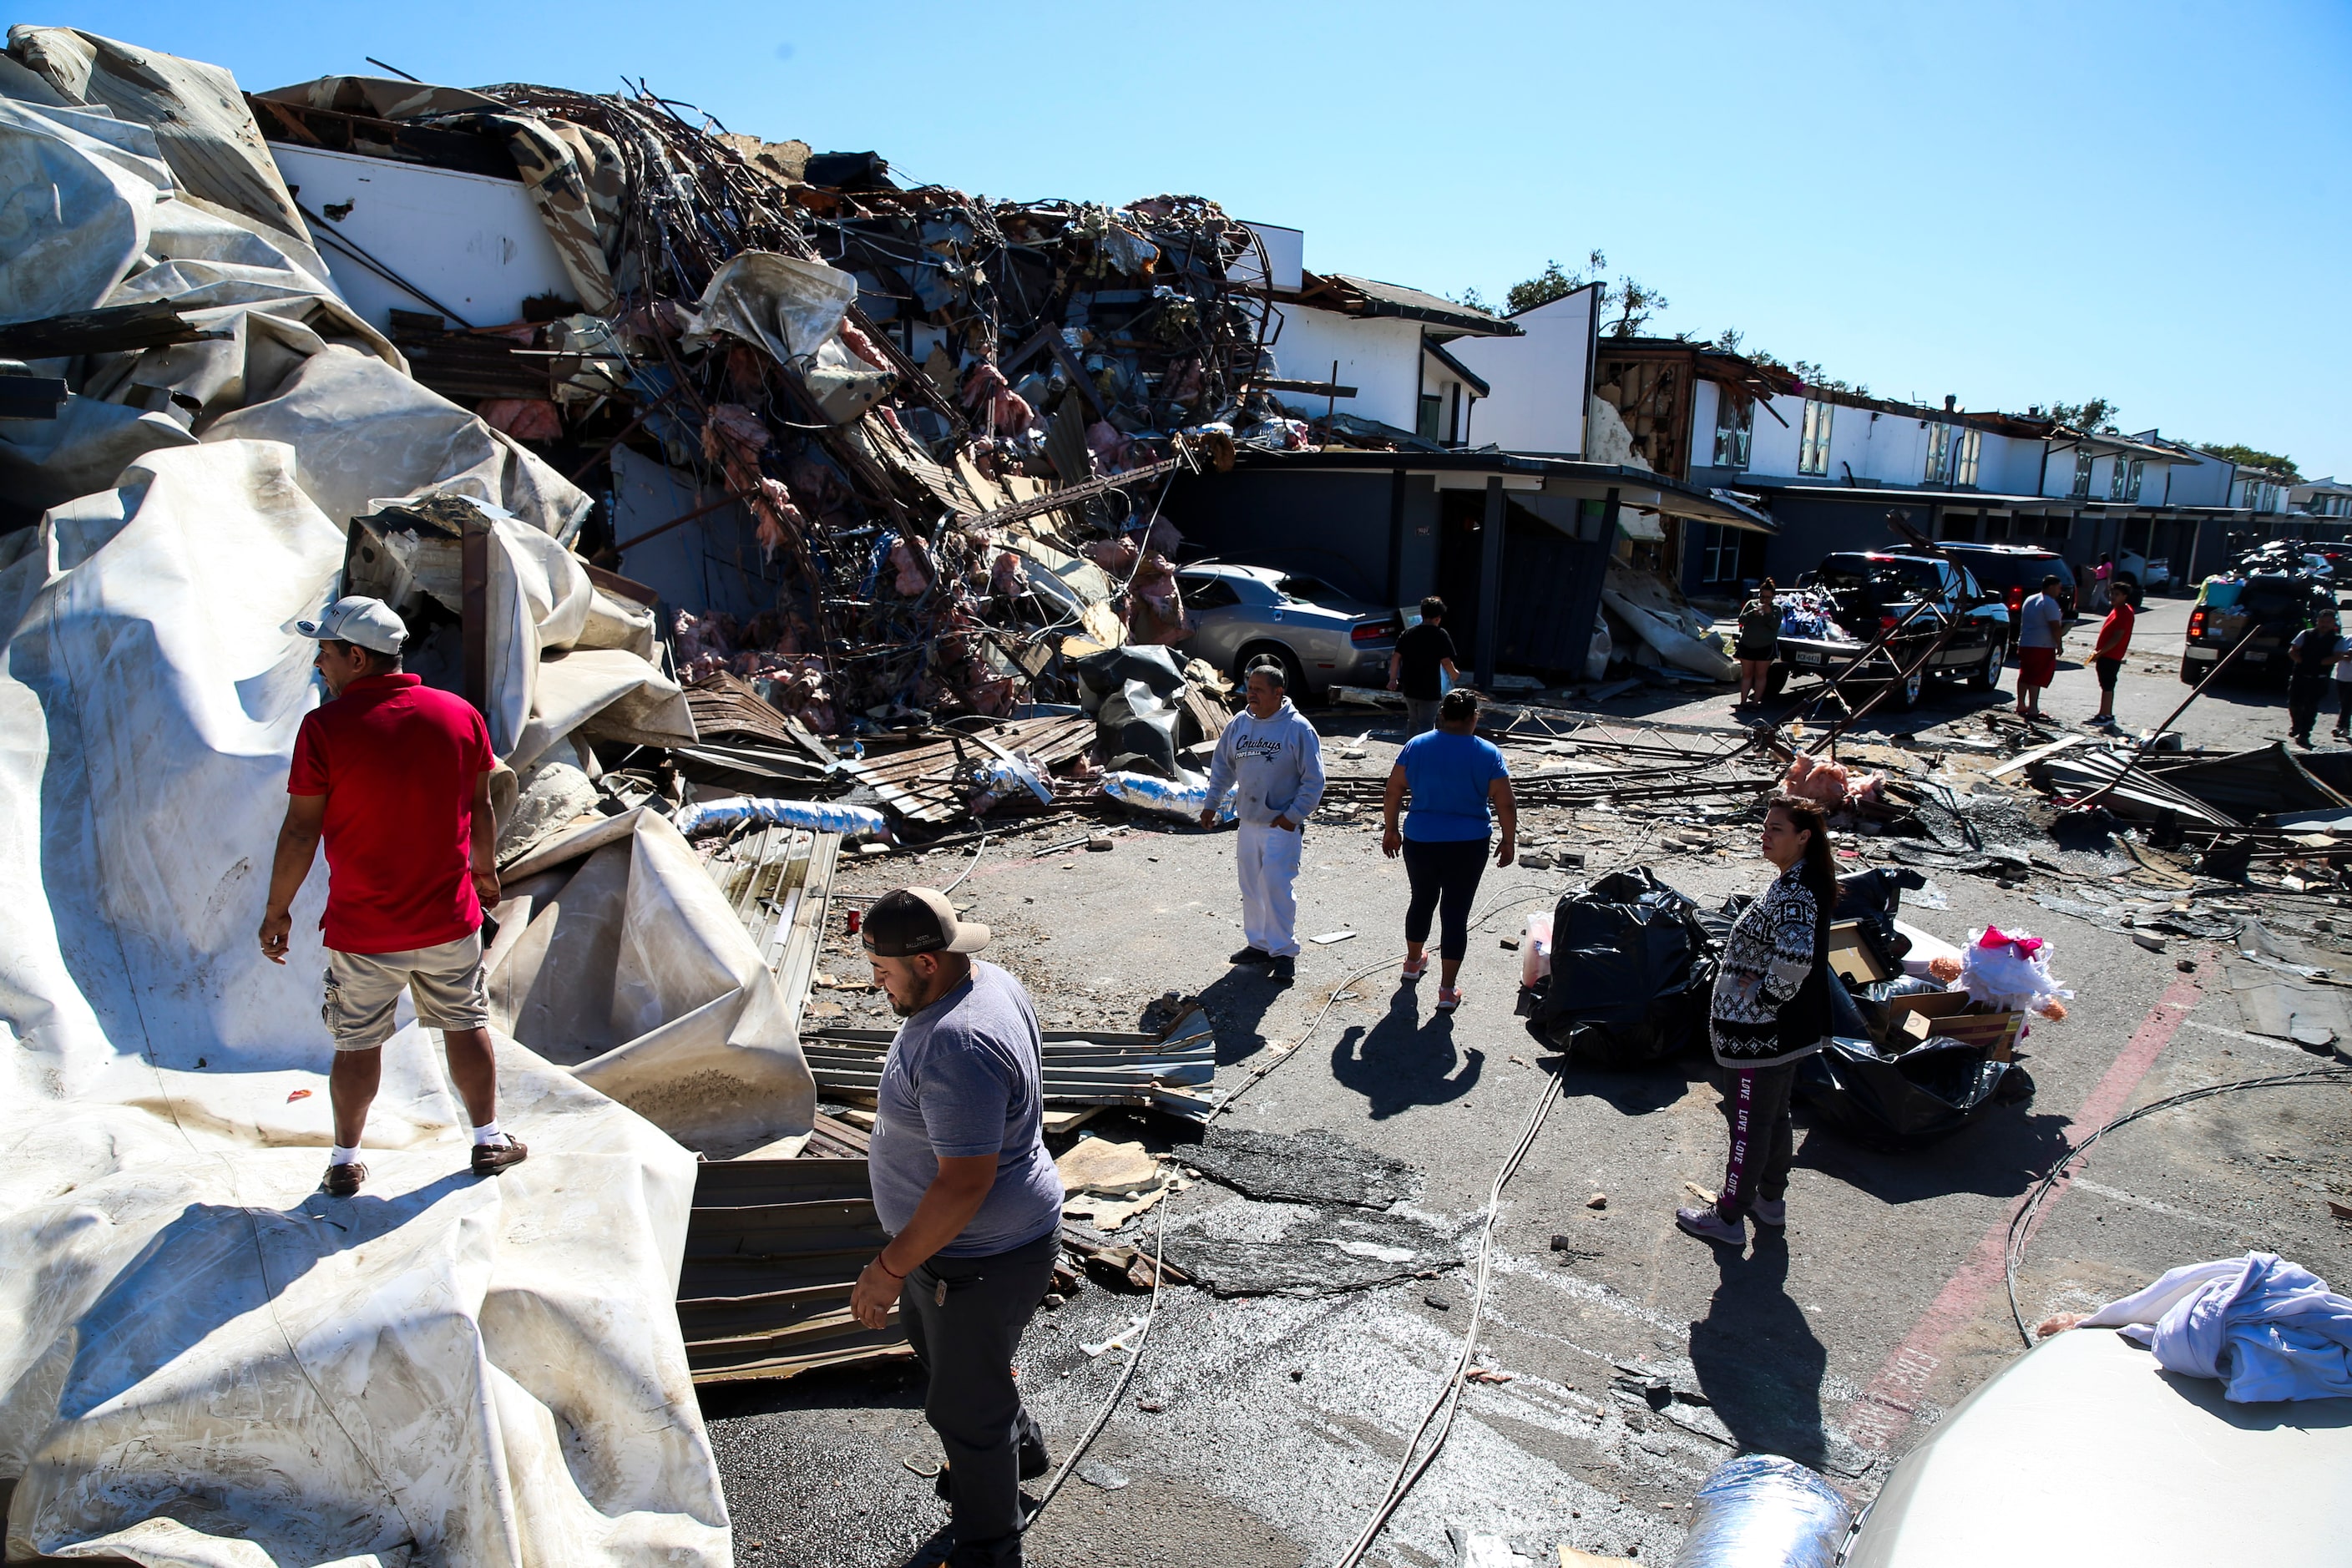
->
xmin=1676 ymin=793 xmax=1835 ymax=1247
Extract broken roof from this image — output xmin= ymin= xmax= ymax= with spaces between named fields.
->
xmin=1296 ymin=271 xmax=1520 ymax=337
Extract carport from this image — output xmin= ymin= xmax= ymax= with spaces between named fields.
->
xmin=1163 ymin=451 xmax=1774 ymax=685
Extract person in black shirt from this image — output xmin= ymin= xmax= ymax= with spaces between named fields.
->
xmin=1388 ymin=596 xmax=1462 ymax=735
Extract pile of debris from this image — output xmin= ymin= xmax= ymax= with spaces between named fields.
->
xmin=245 ymin=69 xmax=1287 ymax=740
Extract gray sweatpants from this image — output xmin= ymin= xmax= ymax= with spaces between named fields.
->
xmin=901 ymin=1230 xmax=1060 ymax=1565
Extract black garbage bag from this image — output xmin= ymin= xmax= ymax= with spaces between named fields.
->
xmin=1098 ymin=678 xmax=1184 ymax=777
xmin=1068 ymin=643 xmax=1188 ymax=712
xmin=1795 ymin=974 xmax=2031 ymax=1149
xmin=1834 ymin=867 xmax=1923 ymax=964
xmin=1532 ymin=868 xmax=1716 ymax=1068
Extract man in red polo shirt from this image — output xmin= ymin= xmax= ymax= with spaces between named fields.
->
xmin=257 ymin=595 xmax=527 ymax=1196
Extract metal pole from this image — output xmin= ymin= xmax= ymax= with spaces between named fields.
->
xmin=2068 ymin=625 xmax=2261 ymax=812
xmin=1474 ymin=476 xmax=1505 ymax=689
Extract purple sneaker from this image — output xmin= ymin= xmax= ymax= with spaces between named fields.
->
xmin=1675 ymin=1204 xmax=1746 ymax=1247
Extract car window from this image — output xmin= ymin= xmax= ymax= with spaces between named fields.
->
xmin=1819 ymin=555 xmax=1941 ymax=598
xmin=1956 ymin=554 xmax=2022 ymax=589
xmin=1274 ymin=575 xmax=1338 ymax=604
xmin=1178 ymin=575 xmax=1242 ymax=610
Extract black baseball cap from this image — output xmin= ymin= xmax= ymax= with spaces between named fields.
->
xmin=861 ymin=887 xmax=991 ymax=957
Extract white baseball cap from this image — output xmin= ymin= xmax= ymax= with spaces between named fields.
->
xmin=296 ymin=595 xmax=408 ymax=655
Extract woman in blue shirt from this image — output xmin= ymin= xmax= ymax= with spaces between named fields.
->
xmin=1380 ymin=687 xmax=1516 ymax=1012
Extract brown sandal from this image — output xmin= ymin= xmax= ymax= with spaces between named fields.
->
xmin=320 ymin=1161 xmax=367 ymax=1197
xmin=471 ymin=1134 xmax=529 ymax=1176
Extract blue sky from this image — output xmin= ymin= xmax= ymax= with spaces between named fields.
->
xmin=38 ymin=0 xmax=2352 ymax=477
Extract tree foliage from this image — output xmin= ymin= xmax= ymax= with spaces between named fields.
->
xmin=2033 ymin=398 xmax=2120 ymax=433
xmin=1470 ymin=250 xmax=1670 ymax=336
xmin=2195 ymin=442 xmax=2300 ymax=479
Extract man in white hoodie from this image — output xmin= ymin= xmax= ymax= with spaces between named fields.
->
xmin=1199 ymin=658 xmax=1326 ymax=983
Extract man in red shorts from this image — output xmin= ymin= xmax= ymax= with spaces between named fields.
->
xmin=256 ymin=594 xmax=526 ymax=1196
xmin=2014 ymin=574 xmax=2066 ymax=719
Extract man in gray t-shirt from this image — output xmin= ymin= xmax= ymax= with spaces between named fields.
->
xmin=849 ymin=887 xmax=1061 ymax=1565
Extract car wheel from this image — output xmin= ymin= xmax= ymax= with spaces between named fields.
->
xmin=1966 ymin=638 xmax=2006 ymax=692
xmin=2180 ymin=656 xmax=2202 ymax=685
xmin=1889 ymin=667 xmax=1924 ymax=711
xmin=1235 ymin=642 xmax=1306 ymax=700
xmin=1764 ymin=663 xmax=1789 ymax=698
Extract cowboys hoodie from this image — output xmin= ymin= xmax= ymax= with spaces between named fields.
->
xmin=1204 ymin=698 xmax=1326 ymax=827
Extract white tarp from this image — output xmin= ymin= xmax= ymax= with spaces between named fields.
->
xmin=0 ymin=441 xmax=729 ymax=1565
xmin=0 ymin=54 xmax=755 ymax=1567
xmin=487 ymin=811 xmax=818 ymax=1159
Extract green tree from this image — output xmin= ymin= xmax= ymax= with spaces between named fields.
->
xmin=1486 ymin=250 xmax=1669 ymax=336
xmin=2036 ymin=398 xmax=2119 ymax=433
xmin=2195 ymin=442 xmax=2300 ymax=479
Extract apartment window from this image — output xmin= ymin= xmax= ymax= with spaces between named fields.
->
xmin=1712 ymin=393 xmax=1753 ymax=469
xmin=2071 ymin=448 xmax=2094 ymax=498
xmin=1923 ymin=422 xmax=1953 ymax=484
xmin=1417 ymin=393 xmax=1442 ymax=442
xmin=1698 ymin=524 xmax=1764 ymax=585
xmin=1798 ymin=399 xmax=1833 ymax=476
xmin=2127 ymin=459 xmax=2144 ymax=501
xmin=2108 ymin=456 xmax=2129 ymax=500
xmin=1955 ymin=428 xmax=1981 ymax=488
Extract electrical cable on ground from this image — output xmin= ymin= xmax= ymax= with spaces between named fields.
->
xmin=2003 ymin=1065 xmax=2352 ymax=1348
xmin=1031 ymin=754 xmax=1703 ymax=1535
xmin=937 ymin=834 xmax=989 ymax=896
xmin=1025 ymin=948 xmax=1404 ymax=1522
xmin=1329 ymin=1063 xmax=1563 ymax=1568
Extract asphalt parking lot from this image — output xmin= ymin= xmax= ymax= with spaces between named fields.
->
xmin=702 ymin=592 xmax=2352 ymax=1568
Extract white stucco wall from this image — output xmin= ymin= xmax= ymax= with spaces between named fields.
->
xmin=1264 ymin=305 xmax=1424 ymax=430
xmin=1444 ymin=285 xmax=1595 ymax=457
xmin=268 ymin=143 xmax=574 ymax=331
xmin=1971 ymin=430 xmax=2045 ymax=495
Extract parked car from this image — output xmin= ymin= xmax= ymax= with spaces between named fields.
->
xmin=1171 ymin=563 xmax=1399 ymax=699
xmin=1932 ymin=542 xmax=2081 ymax=622
xmin=1773 ymin=551 xmax=2011 ymax=709
xmin=2116 ymin=549 xmax=2171 ymax=594
xmin=2181 ymin=570 xmax=2333 ymax=685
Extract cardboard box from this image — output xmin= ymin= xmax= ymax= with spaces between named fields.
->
xmin=1828 ymin=920 xmax=1894 ymax=986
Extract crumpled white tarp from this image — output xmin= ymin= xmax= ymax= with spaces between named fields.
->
xmin=352 ymin=495 xmax=692 ymax=769
xmin=0 ymin=439 xmax=730 ymax=1565
xmin=485 ymin=810 xmax=817 ymax=1159
xmin=207 ymin=347 xmax=592 ymax=541
xmin=685 ymin=251 xmax=893 ymax=424
xmin=2078 ymin=1252 xmax=2352 ymax=1403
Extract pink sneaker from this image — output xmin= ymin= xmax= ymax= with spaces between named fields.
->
xmin=1435 ymin=987 xmax=1463 ymax=1013
xmin=1400 ymin=956 xmax=1429 ymax=982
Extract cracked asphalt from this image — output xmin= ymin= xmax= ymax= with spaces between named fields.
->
xmin=702 ymin=592 xmax=2352 ymax=1568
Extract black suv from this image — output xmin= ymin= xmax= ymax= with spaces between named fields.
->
xmin=1934 ymin=543 xmax=2081 ymax=624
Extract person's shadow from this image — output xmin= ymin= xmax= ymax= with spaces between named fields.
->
xmin=1328 ymin=984 xmax=1483 ymax=1119
xmin=1686 ymin=1232 xmax=1830 ymax=1469
xmin=1192 ymin=966 xmax=1295 ymax=1069
xmin=57 ymin=1174 xmax=475 ymax=1424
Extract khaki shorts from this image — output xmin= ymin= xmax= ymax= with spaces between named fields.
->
xmin=322 ymin=932 xmax=489 ymax=1051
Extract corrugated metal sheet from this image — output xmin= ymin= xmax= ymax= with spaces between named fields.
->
xmin=802 ymin=1009 xmax=1218 ymax=1121
xmin=678 ymin=1157 xmax=913 ymax=1383
xmin=2031 ymin=748 xmax=2242 ymax=828
xmin=2145 ymin=741 xmax=2352 ymax=820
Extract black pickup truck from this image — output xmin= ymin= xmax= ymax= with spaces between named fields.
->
xmin=1769 ymin=550 xmax=2014 ymax=710
xmin=2180 ymin=570 xmax=2332 ymax=685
